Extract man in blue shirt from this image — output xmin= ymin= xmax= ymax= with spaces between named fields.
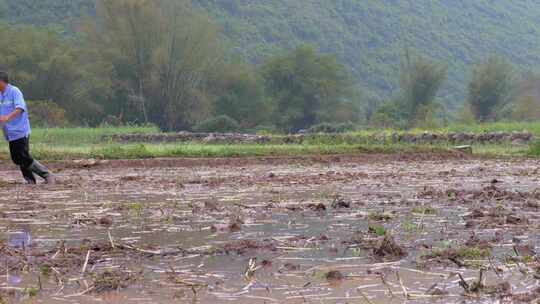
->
xmin=0 ymin=72 xmax=54 ymax=184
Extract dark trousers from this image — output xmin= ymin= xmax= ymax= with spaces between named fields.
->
xmin=9 ymin=137 xmax=36 ymax=183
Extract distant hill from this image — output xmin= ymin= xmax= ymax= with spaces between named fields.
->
xmin=5 ymin=0 xmax=540 ymax=109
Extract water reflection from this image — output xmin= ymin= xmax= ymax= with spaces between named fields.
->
xmin=7 ymin=230 xmax=32 ymax=249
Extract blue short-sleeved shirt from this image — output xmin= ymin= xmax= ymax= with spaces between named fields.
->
xmin=0 ymin=84 xmax=31 ymax=142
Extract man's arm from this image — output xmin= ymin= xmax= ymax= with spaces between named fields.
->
xmin=0 ymin=88 xmax=26 ymax=124
xmin=0 ymin=108 xmax=23 ymax=123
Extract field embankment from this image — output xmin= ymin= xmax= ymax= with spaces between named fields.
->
xmin=0 ymin=122 xmax=537 ymax=161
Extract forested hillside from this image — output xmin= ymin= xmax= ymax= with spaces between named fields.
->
xmin=200 ymin=0 xmax=540 ymax=107
xmin=5 ymin=0 xmax=540 ymax=109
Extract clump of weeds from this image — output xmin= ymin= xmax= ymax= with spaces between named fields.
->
xmin=26 ymin=287 xmax=39 ymax=297
xmin=423 ymin=245 xmax=492 ymax=267
xmin=331 ymin=196 xmax=351 ymax=209
xmin=402 ymin=218 xmax=422 ymax=233
xmin=324 ymin=270 xmax=345 ymax=285
xmin=40 ymin=264 xmax=52 ymax=276
xmin=368 ymin=211 xmax=393 ymax=222
xmin=373 ymin=234 xmax=407 ymax=260
xmin=411 ymin=206 xmax=437 ymax=215
xmin=128 ymin=202 xmax=145 ymax=217
xmin=368 ymin=223 xmax=386 ymax=236
xmin=92 ymin=270 xmax=139 ymax=293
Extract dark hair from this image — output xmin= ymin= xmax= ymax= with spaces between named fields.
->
xmin=0 ymin=72 xmax=8 ymax=84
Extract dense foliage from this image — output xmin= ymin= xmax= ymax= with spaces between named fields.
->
xmin=0 ymin=26 xmax=104 ymax=124
xmin=372 ymin=53 xmax=448 ymax=128
xmin=0 ymin=0 xmax=359 ymax=131
xmin=513 ymin=74 xmax=540 ymax=121
xmin=193 ymin=115 xmax=240 ymax=133
xmin=467 ymin=57 xmax=515 ymax=122
xmin=7 ymin=0 xmax=540 ymax=108
xmin=2 ymin=0 xmax=540 ymax=131
xmin=261 ymin=45 xmax=359 ymax=132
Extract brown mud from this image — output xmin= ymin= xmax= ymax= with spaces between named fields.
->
xmin=0 ymin=153 xmax=539 ymax=303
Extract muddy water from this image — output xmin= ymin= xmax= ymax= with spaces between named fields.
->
xmin=0 ymin=156 xmax=539 ymax=303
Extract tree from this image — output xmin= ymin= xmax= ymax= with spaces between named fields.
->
xmin=467 ymin=57 xmax=514 ymax=122
xmin=0 ymin=0 xmax=6 ymax=19
xmin=87 ymin=0 xmax=223 ymax=130
xmin=27 ymin=100 xmax=67 ymax=127
xmin=149 ymin=0 xmax=222 ymax=131
xmin=212 ymin=63 xmax=269 ymax=129
xmin=512 ymin=73 xmax=540 ymax=121
xmin=88 ymin=0 xmax=163 ymax=124
xmin=398 ymin=51 xmax=447 ymax=127
xmin=0 ymin=26 xmax=105 ymax=124
xmin=261 ymin=45 xmax=359 ymax=132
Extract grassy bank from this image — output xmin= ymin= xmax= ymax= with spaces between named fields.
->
xmin=21 ymin=143 xmax=453 ymax=160
xmin=354 ymin=121 xmax=540 ymax=137
xmin=0 ymin=123 xmax=534 ymax=160
xmin=530 ymin=140 xmax=540 ymax=157
xmin=436 ymin=122 xmax=540 ymax=136
xmin=31 ymin=125 xmax=159 ymax=145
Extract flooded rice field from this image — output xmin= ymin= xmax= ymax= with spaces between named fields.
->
xmin=1 ymin=154 xmax=540 ymax=303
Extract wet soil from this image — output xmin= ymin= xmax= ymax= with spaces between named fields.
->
xmin=0 ymin=154 xmax=539 ymax=303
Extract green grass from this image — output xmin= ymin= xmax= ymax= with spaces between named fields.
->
xmin=429 ymin=246 xmax=492 ymax=260
xmin=443 ymin=121 xmax=540 ymax=136
xmin=31 ymin=125 xmax=158 ymax=145
xmin=19 ymin=143 xmax=450 ymax=160
xmin=355 ymin=121 xmax=540 ymax=137
xmin=0 ymin=123 xmax=534 ymax=160
xmin=530 ymin=140 xmax=540 ymax=157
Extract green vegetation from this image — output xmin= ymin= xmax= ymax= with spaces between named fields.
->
xmin=261 ymin=45 xmax=359 ymax=131
xmin=442 ymin=122 xmax=540 ymax=136
xmin=8 ymin=1 xmax=540 ymax=109
xmin=2 ymin=0 xmax=540 ymax=133
xmin=0 ymin=122 xmax=530 ymax=161
xmin=27 ymin=100 xmax=68 ymax=127
xmin=467 ymin=57 xmax=515 ymax=122
xmin=307 ymin=122 xmax=356 ymax=134
xmin=368 ymin=211 xmax=394 ymax=222
xmin=194 ymin=115 xmax=240 ymax=133
xmin=429 ymin=246 xmax=492 ymax=260
xmin=31 ymin=126 xmax=158 ymax=145
xmin=411 ymin=206 xmax=437 ymax=215
xmin=368 ymin=223 xmax=387 ymax=237
xmin=373 ymin=53 xmax=448 ymax=128
xmin=1 ymin=1 xmax=361 ymax=132
xmin=40 ymin=265 xmax=52 ymax=276
xmin=24 ymin=142 xmax=451 ymax=161
xmin=530 ymin=140 xmax=540 ymax=157
xmin=512 ymin=74 xmax=540 ymax=121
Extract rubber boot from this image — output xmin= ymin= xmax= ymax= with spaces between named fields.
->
xmin=20 ymin=166 xmax=37 ymax=184
xmin=28 ymin=161 xmax=55 ymax=184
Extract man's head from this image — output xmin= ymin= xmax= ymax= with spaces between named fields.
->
xmin=0 ymin=72 xmax=8 ymax=92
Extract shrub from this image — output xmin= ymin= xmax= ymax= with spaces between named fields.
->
xmin=252 ymin=124 xmax=279 ymax=135
xmin=306 ymin=122 xmax=356 ymax=133
xmin=27 ymin=100 xmax=68 ymax=127
xmin=456 ymin=102 xmax=476 ymax=124
xmin=399 ymin=52 xmax=447 ymax=126
xmin=468 ymin=57 xmax=515 ymax=122
xmin=193 ymin=115 xmax=240 ymax=133
xmin=513 ymin=95 xmax=540 ymax=121
xmin=413 ymin=103 xmax=448 ymax=129
xmin=371 ymin=101 xmax=407 ymax=129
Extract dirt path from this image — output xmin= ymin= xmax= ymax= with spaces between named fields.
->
xmin=0 ymin=154 xmax=539 ymax=303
